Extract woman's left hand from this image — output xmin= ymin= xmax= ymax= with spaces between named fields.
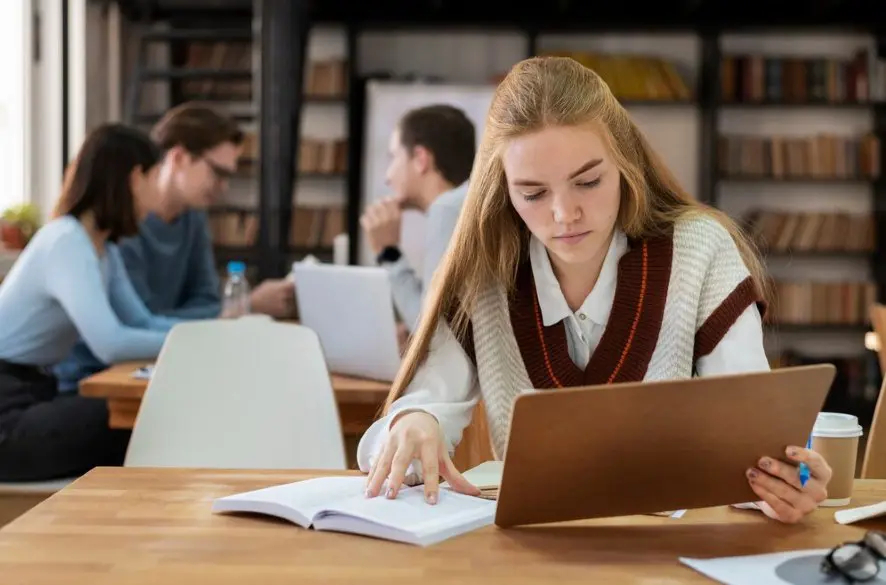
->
xmin=746 ymin=446 xmax=832 ymax=524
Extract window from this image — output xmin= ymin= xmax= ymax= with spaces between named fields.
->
xmin=0 ymin=1 xmax=30 ymax=213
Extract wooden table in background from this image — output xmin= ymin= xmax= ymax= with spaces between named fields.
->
xmin=1 ymin=467 xmax=885 ymax=584
xmin=79 ymin=361 xmax=390 ymax=435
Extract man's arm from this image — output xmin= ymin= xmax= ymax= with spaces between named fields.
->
xmin=385 ymin=201 xmax=461 ymax=332
xmin=169 ymin=212 xmax=222 ymax=319
xmin=384 ymin=257 xmax=424 ymax=331
xmin=421 ymin=201 xmax=461 ymax=303
xmin=362 ymin=196 xmax=460 ymax=331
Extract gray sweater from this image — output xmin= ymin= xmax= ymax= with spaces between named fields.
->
xmin=381 ymin=183 xmax=467 ymax=332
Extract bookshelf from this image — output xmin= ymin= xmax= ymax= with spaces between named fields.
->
xmin=124 ymin=19 xmax=261 ymax=284
xmin=135 ymin=24 xmax=883 ymax=329
xmin=533 ymin=32 xmax=701 ymax=197
xmin=115 ymin=4 xmax=885 ymax=421
xmin=708 ymin=33 xmax=885 ymax=371
xmin=349 ymin=25 xmax=885 ymax=419
xmin=287 ymin=29 xmax=350 ymax=266
xmin=123 ymin=17 xmax=355 ymax=283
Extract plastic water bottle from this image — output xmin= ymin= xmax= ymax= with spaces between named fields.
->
xmin=221 ymin=261 xmax=250 ymax=318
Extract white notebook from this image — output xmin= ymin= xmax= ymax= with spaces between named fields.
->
xmin=211 ymin=476 xmax=496 ymax=547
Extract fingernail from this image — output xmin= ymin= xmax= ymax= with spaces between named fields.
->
xmin=427 ymin=492 xmax=437 ymax=505
xmin=747 ymin=468 xmax=757 ymax=480
xmin=364 ymin=489 xmax=371 ymax=498
xmin=787 ymin=447 xmax=799 ymax=458
xmin=386 ymin=487 xmax=395 ymax=498
xmin=759 ymin=458 xmax=770 ymax=469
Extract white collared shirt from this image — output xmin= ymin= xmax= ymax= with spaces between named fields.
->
xmin=530 ymin=229 xmax=625 ymax=370
xmin=356 ymin=231 xmax=770 ymax=471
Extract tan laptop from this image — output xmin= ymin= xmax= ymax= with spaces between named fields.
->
xmin=493 ymin=364 xmax=836 ymax=528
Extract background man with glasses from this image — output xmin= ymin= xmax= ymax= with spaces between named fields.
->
xmin=53 ymin=102 xmax=296 ymax=392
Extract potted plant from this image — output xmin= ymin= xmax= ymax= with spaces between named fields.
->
xmin=1 ymin=203 xmax=41 ymax=250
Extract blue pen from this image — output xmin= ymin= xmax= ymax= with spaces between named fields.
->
xmin=798 ymin=436 xmax=811 ymax=487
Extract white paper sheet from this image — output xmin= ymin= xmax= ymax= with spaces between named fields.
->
xmin=131 ymin=364 xmax=154 ymax=380
xmin=681 ymin=549 xmax=886 ymax=585
xmin=835 ymin=501 xmax=886 ymax=525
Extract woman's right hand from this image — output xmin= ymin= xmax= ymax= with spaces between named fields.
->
xmin=364 ymin=410 xmax=480 ymax=504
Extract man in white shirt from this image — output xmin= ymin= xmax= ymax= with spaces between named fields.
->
xmin=360 ymin=104 xmax=476 ymax=333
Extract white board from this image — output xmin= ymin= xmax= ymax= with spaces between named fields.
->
xmin=359 ymin=81 xmax=494 ymax=269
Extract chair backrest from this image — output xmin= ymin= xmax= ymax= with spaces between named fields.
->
xmin=124 ymin=317 xmax=347 ymax=470
xmin=862 ymin=305 xmax=886 ymax=479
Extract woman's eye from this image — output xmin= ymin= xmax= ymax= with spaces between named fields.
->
xmin=578 ymin=178 xmax=601 ymax=188
xmin=523 ymin=191 xmax=544 ymax=202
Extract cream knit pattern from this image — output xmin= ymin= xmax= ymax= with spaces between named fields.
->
xmin=471 ymin=214 xmax=753 ymax=459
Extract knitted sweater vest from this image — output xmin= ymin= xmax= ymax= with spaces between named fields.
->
xmin=461 ymin=215 xmax=764 ymax=459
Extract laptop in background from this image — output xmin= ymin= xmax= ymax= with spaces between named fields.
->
xmin=292 ymin=262 xmax=401 ymax=382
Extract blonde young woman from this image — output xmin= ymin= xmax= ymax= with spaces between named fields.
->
xmin=358 ymin=56 xmax=832 ymax=524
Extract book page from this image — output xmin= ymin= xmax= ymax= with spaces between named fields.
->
xmin=323 ymin=485 xmax=496 ymax=538
xmin=443 ymin=461 xmax=503 ymax=490
xmin=213 ymin=476 xmax=367 ymax=525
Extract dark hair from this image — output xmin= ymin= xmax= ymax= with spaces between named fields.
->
xmin=53 ymin=123 xmax=161 ymax=242
xmin=398 ymin=104 xmax=476 ymax=186
xmin=151 ymin=101 xmax=244 ymax=155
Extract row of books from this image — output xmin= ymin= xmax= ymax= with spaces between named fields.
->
xmin=237 ymin=135 xmax=348 ymax=176
xmin=182 ymin=41 xmax=252 ymax=101
xmin=297 ymin=138 xmax=348 ymax=175
xmin=718 ymin=133 xmax=881 ymax=180
xmin=766 ymin=281 xmax=877 ymax=326
xmin=541 ymin=51 xmax=691 ymax=101
xmin=174 ymin=38 xmax=886 ymax=105
xmin=745 ymin=210 xmax=875 ymax=253
xmin=305 ymin=59 xmax=348 ymax=98
xmin=179 ymin=40 xmax=346 ymax=101
xmin=720 ymin=49 xmax=874 ymax=104
xmin=290 ymin=205 xmax=345 ymax=248
xmin=209 ymin=210 xmax=257 ymax=248
xmin=208 ymin=206 xmax=345 ymax=249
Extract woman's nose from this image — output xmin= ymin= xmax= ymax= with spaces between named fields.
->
xmin=551 ymin=191 xmax=582 ymax=224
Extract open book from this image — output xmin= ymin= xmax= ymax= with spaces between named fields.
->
xmin=211 ymin=476 xmax=496 ymax=547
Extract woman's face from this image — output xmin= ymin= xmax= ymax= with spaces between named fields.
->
xmin=130 ymin=164 xmax=161 ymax=221
xmin=503 ymin=122 xmax=621 ymax=272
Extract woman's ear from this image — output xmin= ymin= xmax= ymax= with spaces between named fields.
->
xmin=129 ymin=164 xmax=144 ymax=186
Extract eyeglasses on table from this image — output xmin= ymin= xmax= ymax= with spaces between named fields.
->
xmin=821 ymin=530 xmax=886 ymax=582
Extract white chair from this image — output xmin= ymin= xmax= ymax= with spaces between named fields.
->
xmin=124 ymin=316 xmax=347 ymax=470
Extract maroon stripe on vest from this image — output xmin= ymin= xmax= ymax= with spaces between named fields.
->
xmin=693 ymin=275 xmax=764 ymax=362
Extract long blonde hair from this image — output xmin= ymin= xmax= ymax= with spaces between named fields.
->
xmin=384 ymin=56 xmax=766 ymax=412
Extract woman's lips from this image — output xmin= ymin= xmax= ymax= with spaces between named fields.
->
xmin=553 ymin=230 xmax=591 ymax=245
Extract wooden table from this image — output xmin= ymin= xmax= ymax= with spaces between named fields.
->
xmin=79 ymin=361 xmax=390 ymax=435
xmin=0 ymin=468 xmax=884 ymax=584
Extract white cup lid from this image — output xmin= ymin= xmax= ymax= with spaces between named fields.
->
xmin=812 ymin=412 xmax=864 ymax=439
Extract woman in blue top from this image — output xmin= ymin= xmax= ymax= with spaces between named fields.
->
xmin=0 ymin=123 xmax=181 ymax=481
